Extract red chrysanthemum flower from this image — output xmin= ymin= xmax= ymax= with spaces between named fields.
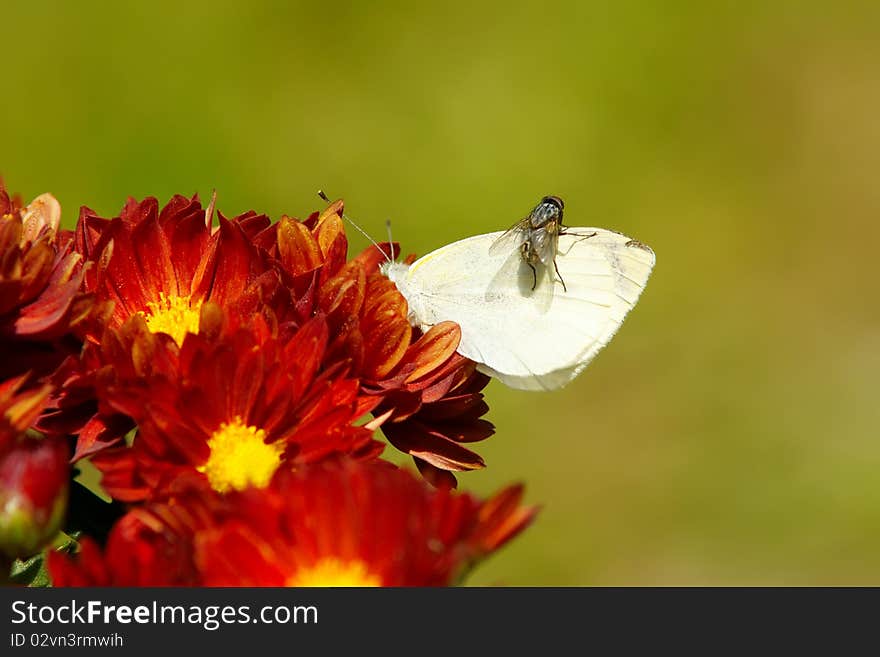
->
xmin=264 ymin=206 xmax=496 ymax=485
xmin=40 ymin=194 xmax=282 ymax=459
xmin=196 ymin=460 xmax=537 ymax=586
xmin=374 ymin=361 xmax=494 ymax=488
xmin=0 ymin=181 xmax=540 ymax=589
xmin=48 ymin=460 xmax=538 ymax=587
xmin=75 ymin=194 xmax=281 ymax=340
xmin=347 ymin=248 xmax=494 ymax=486
xmin=87 ymin=306 xmax=384 ymax=501
xmin=40 ymin=192 xmax=496 ymax=487
xmin=0 ymin=187 xmax=96 ymax=389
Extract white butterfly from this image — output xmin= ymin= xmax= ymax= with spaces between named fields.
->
xmin=380 ymin=199 xmax=655 ymax=391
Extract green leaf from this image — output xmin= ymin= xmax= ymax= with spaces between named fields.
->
xmin=9 ymin=534 xmax=79 ymax=587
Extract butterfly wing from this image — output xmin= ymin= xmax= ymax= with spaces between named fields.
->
xmin=388 ymin=228 xmax=655 ymax=391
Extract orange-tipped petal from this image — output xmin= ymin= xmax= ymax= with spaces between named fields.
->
xmin=277 ymin=216 xmax=323 ymax=276
xmin=20 ymin=193 xmax=61 ymax=244
xmin=403 ymin=321 xmax=462 ymax=383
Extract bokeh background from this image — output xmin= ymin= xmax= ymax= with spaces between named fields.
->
xmin=4 ymin=1 xmax=879 ymax=585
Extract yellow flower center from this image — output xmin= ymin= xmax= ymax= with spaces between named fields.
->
xmin=141 ymin=293 xmax=202 ymax=346
xmin=197 ymin=417 xmax=284 ymax=494
xmin=287 ymin=558 xmax=382 ymax=587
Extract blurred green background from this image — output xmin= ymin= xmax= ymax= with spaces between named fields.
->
xmin=5 ymin=1 xmax=880 ymax=585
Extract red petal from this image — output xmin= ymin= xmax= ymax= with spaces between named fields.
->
xmin=472 ymin=484 xmax=541 ymax=553
xmin=71 ymin=415 xmax=130 ymax=462
xmin=90 ymin=447 xmax=151 ymax=502
xmin=277 ymin=217 xmax=323 ymax=277
xmin=283 ymin=315 xmax=329 ymax=401
xmin=352 ymin=242 xmax=399 ymax=273
xmin=363 ymin=317 xmax=411 ymax=380
xmin=384 ymin=420 xmax=486 ymax=471
xmin=414 ymin=457 xmax=458 ymax=489
xmin=131 ymin=206 xmax=177 ymax=296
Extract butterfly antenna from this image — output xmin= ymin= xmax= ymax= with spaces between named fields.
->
xmin=317 ymin=190 xmax=392 ymax=262
xmin=386 ymin=218 xmax=396 ymax=262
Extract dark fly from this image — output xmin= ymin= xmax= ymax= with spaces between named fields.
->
xmin=488 ymin=195 xmax=570 ymax=291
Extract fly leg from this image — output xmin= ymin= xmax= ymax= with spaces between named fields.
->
xmin=521 ymin=241 xmax=539 ymax=291
xmin=553 ymin=258 xmax=567 ymax=292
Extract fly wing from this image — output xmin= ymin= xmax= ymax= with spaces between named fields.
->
xmin=530 ymin=225 xmax=560 ymax=271
xmin=487 ymin=217 xmax=529 ymax=256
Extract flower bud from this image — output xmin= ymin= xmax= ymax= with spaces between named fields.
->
xmin=0 ymin=436 xmax=70 ymax=559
